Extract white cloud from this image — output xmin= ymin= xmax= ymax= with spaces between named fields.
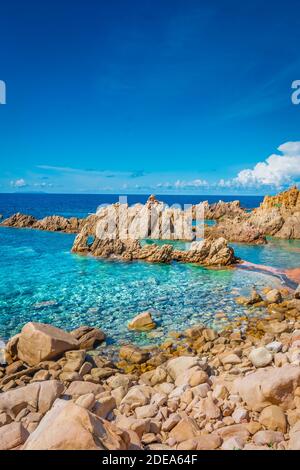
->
xmin=222 ymin=141 xmax=300 ymax=189
xmin=10 ymin=178 xmax=27 ymax=188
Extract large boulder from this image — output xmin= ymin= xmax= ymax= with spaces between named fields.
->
xmin=17 ymin=322 xmax=79 ymax=366
xmin=23 ymin=400 xmax=130 ymax=450
xmin=233 ymin=364 xmax=300 ymax=411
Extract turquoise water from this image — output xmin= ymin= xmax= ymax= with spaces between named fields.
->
xmin=1 ymin=226 xmax=298 ymax=346
xmin=0 ymin=193 xmax=299 ymax=347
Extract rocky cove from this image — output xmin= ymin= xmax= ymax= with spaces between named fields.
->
xmin=0 ymin=188 xmax=300 ymax=450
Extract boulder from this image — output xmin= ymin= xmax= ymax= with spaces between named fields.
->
xmin=233 ymin=365 xmax=300 ymax=411
xmin=23 ymin=400 xmax=129 ymax=450
xmin=253 ymin=430 xmax=284 ymax=446
xmin=65 ymin=381 xmax=104 ymax=397
xmin=249 ymin=347 xmax=273 ymax=368
xmin=0 ymin=422 xmax=29 ymax=450
xmin=128 ymin=312 xmax=156 ymax=331
xmin=119 ymin=344 xmax=150 ymax=364
xmin=266 ymin=289 xmax=282 ymax=304
xmin=17 ymin=322 xmax=79 ymax=366
xmin=70 ymin=326 xmax=106 ymax=349
xmin=166 ymin=356 xmax=200 ymax=381
xmin=0 ymin=380 xmax=63 ymax=417
xmin=214 ymin=424 xmax=250 ymax=442
xmin=63 ymin=350 xmax=86 ymax=372
xmin=169 ymin=417 xmax=200 ymax=443
xmin=295 ymin=285 xmax=300 ymax=300
xmin=258 ymin=405 xmax=287 ymax=433
xmin=120 ymin=385 xmax=152 ymax=409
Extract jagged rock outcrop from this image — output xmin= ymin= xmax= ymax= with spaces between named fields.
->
xmin=249 ymin=186 xmax=300 ymax=239
xmin=205 ymin=217 xmax=267 ymax=245
xmin=1 ymin=213 xmax=37 ymax=228
xmin=72 ymin=233 xmax=236 ymax=266
xmin=1 ymin=212 xmax=84 ymax=233
xmin=34 ymin=215 xmax=84 ymax=233
xmin=202 ymin=200 xmax=246 ymax=220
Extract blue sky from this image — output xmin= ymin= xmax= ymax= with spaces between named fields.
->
xmin=0 ymin=0 xmax=300 ymax=194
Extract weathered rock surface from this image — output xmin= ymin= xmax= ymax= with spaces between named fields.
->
xmin=23 ymin=400 xmax=129 ymax=450
xmin=1 ymin=213 xmax=84 ymax=233
xmin=16 ymin=322 xmax=79 ymax=366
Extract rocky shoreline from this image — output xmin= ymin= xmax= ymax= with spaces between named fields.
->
xmin=1 ymin=284 xmax=300 ymax=450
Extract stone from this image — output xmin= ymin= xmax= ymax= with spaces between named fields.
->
xmin=135 ymin=404 xmax=157 ymax=420
xmin=94 ymin=396 xmax=116 ymax=419
xmin=215 ymin=424 xmax=250 ymax=442
xmin=63 ymin=350 xmax=86 ymax=372
xmin=0 ymin=422 xmax=29 ymax=450
xmin=75 ymin=393 xmax=96 ymax=410
xmin=265 ymin=341 xmax=282 ymax=353
xmin=0 ymin=380 xmax=63 ymax=417
xmin=177 ymin=434 xmax=222 ymax=450
xmin=31 ymin=370 xmax=50 ymax=382
xmin=5 ymin=360 xmax=24 ymax=375
xmin=70 ymin=326 xmax=106 ymax=349
xmin=17 ymin=322 xmax=79 ymax=366
xmin=59 ymin=371 xmax=81 ymax=382
xmin=253 ymin=430 xmax=284 ymax=446
xmin=221 ymin=353 xmax=241 ymax=365
xmin=65 ymin=380 xmax=104 ymax=397
xmin=289 ymin=422 xmax=300 ymax=450
xmin=198 ymin=392 xmax=221 ymax=419
xmin=128 ymin=311 xmax=156 ymax=331
xmin=0 ymin=411 xmax=12 ymax=426
xmin=166 ymin=356 xmax=199 ymax=381
xmin=266 ymin=289 xmax=282 ymax=304
xmin=161 ymin=414 xmax=181 ymax=432
xmin=23 ymin=400 xmax=129 ymax=450
xmin=295 ymin=285 xmax=300 ymax=299
xmin=120 ymin=385 xmax=152 ymax=409
xmin=169 ymin=417 xmax=200 ymax=443
xmin=119 ymin=344 xmax=150 ymax=364
xmin=107 ymin=373 xmax=133 ymax=390
xmin=221 ymin=436 xmax=245 ymax=450
xmin=258 ymin=405 xmax=287 ymax=432
xmin=249 ymin=347 xmax=273 ymax=368
xmin=189 ymin=370 xmax=208 ymax=387
xmin=233 ymin=364 xmax=300 ymax=411
xmin=232 ymin=407 xmax=249 ymax=424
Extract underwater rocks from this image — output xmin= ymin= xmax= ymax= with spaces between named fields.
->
xmin=1 ymin=212 xmax=84 ymax=233
xmin=128 ymin=312 xmax=156 ymax=331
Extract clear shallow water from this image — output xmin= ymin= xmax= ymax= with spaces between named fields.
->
xmin=0 ymin=193 xmax=299 ymax=346
xmin=0 ymin=226 xmax=289 ymax=346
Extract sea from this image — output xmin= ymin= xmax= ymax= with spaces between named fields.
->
xmin=0 ymin=193 xmax=299 ymax=347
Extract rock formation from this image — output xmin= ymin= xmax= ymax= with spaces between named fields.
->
xmin=1 ymin=212 xmax=84 ymax=233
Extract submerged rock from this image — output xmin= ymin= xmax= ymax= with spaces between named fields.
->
xmin=128 ymin=312 xmax=156 ymax=331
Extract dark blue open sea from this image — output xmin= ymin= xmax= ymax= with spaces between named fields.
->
xmin=0 ymin=193 xmax=299 ymax=346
